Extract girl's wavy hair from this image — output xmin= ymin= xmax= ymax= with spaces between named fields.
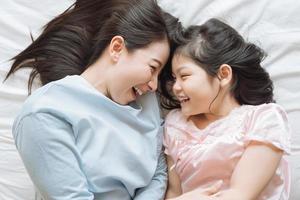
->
xmin=159 ymin=18 xmax=274 ymax=110
xmin=5 ymin=0 xmax=183 ymax=94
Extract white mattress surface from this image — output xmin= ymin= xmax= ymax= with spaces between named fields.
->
xmin=1 ymin=0 xmax=299 ymax=199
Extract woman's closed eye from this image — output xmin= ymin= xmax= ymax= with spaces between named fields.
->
xmin=149 ymin=65 xmax=156 ymax=73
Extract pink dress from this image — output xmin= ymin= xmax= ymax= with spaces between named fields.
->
xmin=164 ymin=103 xmax=290 ymax=200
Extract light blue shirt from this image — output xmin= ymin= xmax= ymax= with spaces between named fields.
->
xmin=13 ymin=75 xmax=167 ymax=200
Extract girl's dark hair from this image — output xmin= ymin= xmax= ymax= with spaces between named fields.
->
xmin=159 ymin=18 xmax=274 ymax=109
xmin=5 ymin=0 xmax=182 ymax=93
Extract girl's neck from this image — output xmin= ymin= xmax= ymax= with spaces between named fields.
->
xmin=190 ymin=95 xmax=240 ymax=130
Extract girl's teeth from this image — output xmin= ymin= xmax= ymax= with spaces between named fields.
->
xmin=179 ymin=98 xmax=189 ymax=103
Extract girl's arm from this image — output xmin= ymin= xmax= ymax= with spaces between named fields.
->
xmin=167 ymin=141 xmax=283 ymax=200
xmin=165 ymin=155 xmax=183 ymax=199
xmin=213 ymin=141 xmax=283 ymax=200
xmin=166 ymin=179 xmax=222 ymax=200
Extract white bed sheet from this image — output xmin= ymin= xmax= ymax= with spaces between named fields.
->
xmin=0 ymin=1 xmax=73 ymax=199
xmin=0 ymin=0 xmax=299 ymax=199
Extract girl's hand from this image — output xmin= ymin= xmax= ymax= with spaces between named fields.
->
xmin=166 ymin=180 xmax=223 ymax=200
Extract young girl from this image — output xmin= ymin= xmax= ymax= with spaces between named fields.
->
xmin=5 ymin=0 xmax=182 ymax=199
xmin=159 ymin=18 xmax=290 ymax=200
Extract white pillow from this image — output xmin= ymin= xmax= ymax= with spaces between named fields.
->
xmin=0 ymin=1 xmax=73 ymax=199
xmin=1 ymin=0 xmax=299 ymax=199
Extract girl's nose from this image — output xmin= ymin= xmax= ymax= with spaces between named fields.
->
xmin=172 ymin=80 xmax=181 ymax=92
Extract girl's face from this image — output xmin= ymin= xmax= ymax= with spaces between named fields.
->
xmin=109 ymin=39 xmax=170 ymax=105
xmin=172 ymin=54 xmax=220 ymax=117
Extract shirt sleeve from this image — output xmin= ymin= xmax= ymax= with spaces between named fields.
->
xmin=13 ymin=112 xmax=94 ymax=200
xmin=163 ymin=110 xmax=183 ymax=156
xmin=163 ymin=124 xmax=171 ymax=156
xmin=133 ymin=126 xmax=168 ymax=200
xmin=243 ymin=103 xmax=291 ymax=154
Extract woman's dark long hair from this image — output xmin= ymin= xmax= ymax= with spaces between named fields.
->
xmin=5 ymin=0 xmax=182 ymax=93
xmin=159 ymin=18 xmax=274 ymax=110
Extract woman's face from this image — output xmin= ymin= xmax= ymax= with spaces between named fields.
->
xmin=108 ymin=39 xmax=170 ymax=105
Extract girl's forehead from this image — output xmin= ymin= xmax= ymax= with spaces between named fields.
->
xmin=172 ymin=53 xmax=187 ymax=64
xmin=172 ymin=54 xmax=193 ymax=68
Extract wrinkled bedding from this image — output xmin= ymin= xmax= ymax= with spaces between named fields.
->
xmin=1 ymin=0 xmax=299 ymax=199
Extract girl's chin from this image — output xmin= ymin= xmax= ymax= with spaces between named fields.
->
xmin=181 ymin=107 xmax=200 ymax=117
xmin=181 ymin=108 xmax=192 ymax=117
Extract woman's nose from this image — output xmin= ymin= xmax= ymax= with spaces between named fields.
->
xmin=148 ymin=78 xmax=158 ymax=91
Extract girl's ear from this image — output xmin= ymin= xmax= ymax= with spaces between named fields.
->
xmin=218 ymin=64 xmax=233 ymax=87
xmin=109 ymin=35 xmax=126 ymax=62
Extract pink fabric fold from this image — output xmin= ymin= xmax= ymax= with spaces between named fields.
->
xmin=164 ymin=103 xmax=290 ymax=200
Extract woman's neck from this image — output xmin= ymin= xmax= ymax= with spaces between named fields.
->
xmin=81 ymin=57 xmax=112 ymax=96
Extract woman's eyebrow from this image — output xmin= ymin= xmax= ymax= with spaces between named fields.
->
xmin=152 ymin=58 xmax=162 ymax=67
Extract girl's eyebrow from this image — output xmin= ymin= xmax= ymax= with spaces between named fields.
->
xmin=175 ymin=66 xmax=189 ymax=74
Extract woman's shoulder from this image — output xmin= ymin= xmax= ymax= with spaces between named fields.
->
xmin=17 ymin=76 xmax=85 ymax=117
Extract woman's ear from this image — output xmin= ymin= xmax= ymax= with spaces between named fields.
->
xmin=109 ymin=36 xmax=125 ymax=62
xmin=218 ymin=64 xmax=233 ymax=87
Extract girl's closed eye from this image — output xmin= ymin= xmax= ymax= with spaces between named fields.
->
xmin=180 ymin=74 xmax=190 ymax=79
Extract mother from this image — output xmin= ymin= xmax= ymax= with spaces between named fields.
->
xmin=5 ymin=0 xmax=182 ymax=199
